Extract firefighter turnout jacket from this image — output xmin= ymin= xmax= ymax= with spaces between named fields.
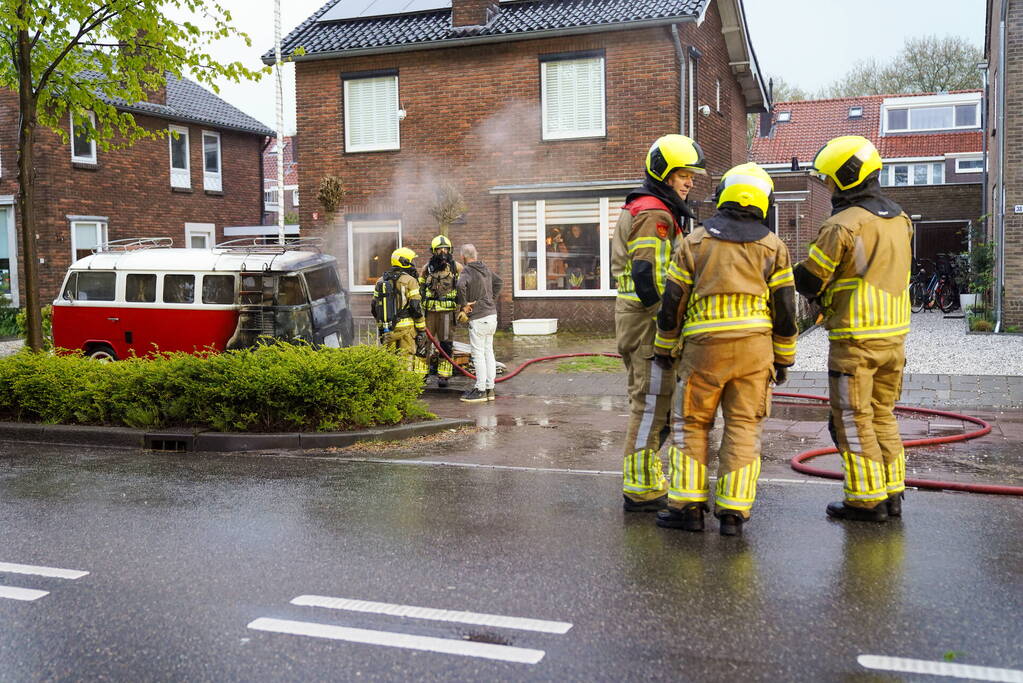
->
xmin=655 ymin=210 xmax=797 ymax=518
xmin=611 ymin=196 xmax=679 ymax=306
xmin=420 ymin=258 xmax=462 ymax=312
xmin=794 ymin=198 xmax=913 ymax=508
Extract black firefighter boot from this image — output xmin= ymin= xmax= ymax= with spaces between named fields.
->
xmin=826 ymin=500 xmax=889 ymax=522
xmin=886 ymin=492 xmax=904 ymax=517
xmin=717 ymin=512 xmax=745 ymax=537
xmin=656 ymin=502 xmax=707 ymax=532
xmin=622 ymin=495 xmax=667 ymax=513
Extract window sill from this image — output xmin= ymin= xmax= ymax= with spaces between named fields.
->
xmin=204 ymin=189 xmax=225 ymax=197
xmin=172 ymin=186 xmax=193 ymax=193
xmin=541 ymin=134 xmax=607 ymax=143
xmin=72 ymin=161 xmax=99 ymax=170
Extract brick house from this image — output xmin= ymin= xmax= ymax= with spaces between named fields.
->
xmin=985 ymin=0 xmax=1022 ymax=329
xmin=0 ymin=74 xmax=273 ymax=306
xmin=262 ymin=135 xmax=300 ymax=225
xmin=267 ymin=0 xmax=768 ymax=329
xmin=752 ymin=92 xmax=984 ymax=267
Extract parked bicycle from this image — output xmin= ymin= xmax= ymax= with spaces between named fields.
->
xmin=910 ymin=255 xmax=958 ymax=313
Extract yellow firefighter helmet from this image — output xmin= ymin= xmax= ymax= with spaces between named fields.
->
xmin=391 ymin=247 xmax=417 ymax=268
xmin=716 ymin=163 xmax=775 ymax=220
xmin=813 ymin=135 xmax=883 ymax=191
xmin=431 ymin=235 xmax=452 ymax=252
xmin=645 ymin=134 xmax=707 ymax=182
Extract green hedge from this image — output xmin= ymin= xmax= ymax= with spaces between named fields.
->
xmin=0 ymin=343 xmax=432 ymax=432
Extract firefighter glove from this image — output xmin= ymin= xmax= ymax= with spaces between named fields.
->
xmin=773 ymin=364 xmax=788 ymax=386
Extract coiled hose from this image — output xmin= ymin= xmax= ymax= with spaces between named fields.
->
xmin=422 ymin=328 xmax=1023 ymax=497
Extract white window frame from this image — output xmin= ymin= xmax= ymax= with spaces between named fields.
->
xmin=343 ymin=75 xmax=401 ymax=153
xmin=291 ymin=187 xmax=299 ymax=207
xmin=882 ymin=100 xmax=982 ymax=134
xmin=0 ymin=201 xmax=18 ymax=307
xmin=954 ymin=157 xmax=984 ymax=174
xmin=202 ymin=130 xmax=222 ymax=192
xmin=879 ymin=161 xmax=945 ymax=187
xmin=776 ymin=111 xmax=791 ymax=122
xmin=185 ymin=222 xmax=215 ymax=249
xmin=715 ymin=79 xmax=721 ymax=112
xmin=540 ymin=55 xmax=606 ymax=140
xmin=70 ymin=219 xmax=108 ymax=262
xmin=347 ymin=219 xmax=402 ymax=292
xmin=168 ymin=124 xmax=190 ymax=189
xmin=263 ymin=184 xmax=280 ymax=211
xmin=71 ymin=111 xmax=97 ymax=164
xmin=512 ymin=196 xmax=619 ymax=298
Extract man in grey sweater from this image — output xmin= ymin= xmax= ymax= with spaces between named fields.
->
xmin=456 ymin=243 xmax=503 ymax=403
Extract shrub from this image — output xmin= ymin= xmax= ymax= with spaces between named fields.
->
xmin=15 ymin=305 xmax=53 ymax=350
xmin=0 ymin=306 xmax=18 ymax=337
xmin=0 ymin=343 xmax=432 ymax=432
xmin=970 ymin=318 xmax=993 ymax=333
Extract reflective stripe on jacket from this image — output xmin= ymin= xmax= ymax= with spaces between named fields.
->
xmin=799 ymin=206 xmax=913 ymax=341
xmin=610 ymin=197 xmax=678 ymax=303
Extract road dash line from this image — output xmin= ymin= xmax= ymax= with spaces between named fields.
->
xmin=0 ymin=562 xmax=89 ymax=580
xmin=247 ymin=617 xmax=545 ymax=664
xmin=0 ymin=586 xmax=49 ymax=602
xmin=291 ymin=595 xmax=572 ymax=634
xmin=858 ymin=655 xmax=1023 ymax=682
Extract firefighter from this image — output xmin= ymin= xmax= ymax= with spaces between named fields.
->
xmin=611 ymin=134 xmax=704 ymax=512
xmin=372 ymin=247 xmax=428 ymax=378
xmin=654 ymin=163 xmax=797 ymax=536
xmin=420 ymin=235 xmax=463 ymax=387
xmin=793 ymin=136 xmax=913 ymax=522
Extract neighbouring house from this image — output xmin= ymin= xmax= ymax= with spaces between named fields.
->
xmin=986 ymin=0 xmax=1022 ymax=330
xmin=262 ymin=135 xmax=300 ymax=225
xmin=0 ymin=74 xmax=274 ymax=306
xmin=752 ymin=91 xmax=984 ymax=268
xmin=265 ymin=0 xmax=768 ymax=329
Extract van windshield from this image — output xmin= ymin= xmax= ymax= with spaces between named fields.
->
xmin=304 ymin=266 xmax=341 ymax=301
xmin=277 ymin=276 xmax=306 ymax=306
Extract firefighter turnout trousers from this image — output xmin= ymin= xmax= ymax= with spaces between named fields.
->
xmin=668 ymin=334 xmax=773 ymax=518
xmin=425 ymin=311 xmax=455 ymax=379
xmin=382 ymin=325 xmax=428 ymax=377
xmin=616 ymin=297 xmax=675 ymax=502
xmin=828 ymin=338 xmax=906 ymax=507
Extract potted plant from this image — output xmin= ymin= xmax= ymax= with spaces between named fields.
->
xmin=953 ymin=252 xmax=977 ymax=310
xmin=969 ymin=240 xmax=995 ymax=305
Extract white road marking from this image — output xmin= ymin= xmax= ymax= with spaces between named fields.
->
xmin=247 ymin=617 xmax=545 ymax=664
xmin=858 ymin=655 xmax=1023 ymax=682
xmin=0 ymin=562 xmax=89 ymax=580
xmin=0 ymin=586 xmax=49 ymax=602
xmin=291 ymin=595 xmax=572 ymax=634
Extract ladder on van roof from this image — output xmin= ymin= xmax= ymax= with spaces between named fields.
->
xmin=236 ymin=271 xmax=276 ymax=336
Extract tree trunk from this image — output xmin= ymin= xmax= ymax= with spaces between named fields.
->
xmin=16 ymin=6 xmax=43 ymax=351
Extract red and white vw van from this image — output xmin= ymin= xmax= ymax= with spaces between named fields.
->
xmin=52 ymin=238 xmax=355 ymax=360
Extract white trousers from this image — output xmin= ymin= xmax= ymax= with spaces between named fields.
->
xmin=469 ymin=314 xmax=498 ymax=391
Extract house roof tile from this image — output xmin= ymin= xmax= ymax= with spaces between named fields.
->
xmin=751 ymin=92 xmax=982 ymax=165
xmin=263 ymin=0 xmax=709 ymax=62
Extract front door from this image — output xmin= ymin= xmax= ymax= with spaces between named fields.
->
xmin=0 ymin=206 xmax=18 ymax=307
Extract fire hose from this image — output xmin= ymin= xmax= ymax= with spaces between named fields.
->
xmin=421 ymin=327 xmax=1023 ymax=497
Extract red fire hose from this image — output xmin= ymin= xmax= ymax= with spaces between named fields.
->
xmin=421 ymin=328 xmax=1023 ymax=497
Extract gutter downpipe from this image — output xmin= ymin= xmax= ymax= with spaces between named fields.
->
xmin=996 ymin=1 xmax=1007 ymax=332
xmin=670 ymin=25 xmax=686 ymax=136
xmin=980 ymin=63 xmax=988 ymax=257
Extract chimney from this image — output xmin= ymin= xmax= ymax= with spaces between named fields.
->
xmin=452 ymin=0 xmax=491 ymax=27
xmin=124 ymin=30 xmax=166 ymax=105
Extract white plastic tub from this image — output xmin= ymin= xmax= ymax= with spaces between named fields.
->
xmin=512 ymin=318 xmax=558 ymax=335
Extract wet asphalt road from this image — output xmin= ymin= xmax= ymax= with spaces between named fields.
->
xmin=1 ymin=441 xmax=1021 ymax=682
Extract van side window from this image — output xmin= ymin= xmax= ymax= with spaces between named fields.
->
xmin=304 ymin=266 xmax=341 ymax=301
xmin=62 ymin=273 xmax=78 ymax=300
xmin=68 ymin=271 xmax=116 ymax=301
xmin=163 ymin=274 xmax=195 ymax=304
xmin=202 ymin=274 xmax=234 ymax=304
xmin=277 ymin=276 xmax=305 ymax=306
xmin=126 ymin=274 xmax=157 ymax=303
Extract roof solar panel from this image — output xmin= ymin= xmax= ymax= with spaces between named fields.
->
xmin=318 ymin=0 xmax=449 ymax=22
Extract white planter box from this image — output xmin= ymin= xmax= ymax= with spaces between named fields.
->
xmin=512 ymin=318 xmax=558 ymax=335
xmin=960 ymin=293 xmax=978 ymax=310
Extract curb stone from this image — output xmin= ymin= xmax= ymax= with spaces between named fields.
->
xmin=0 ymin=417 xmax=474 ymax=453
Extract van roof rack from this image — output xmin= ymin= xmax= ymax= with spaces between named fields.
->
xmin=93 ymin=237 xmax=174 ymax=253
xmin=214 ymin=237 xmax=323 ymax=254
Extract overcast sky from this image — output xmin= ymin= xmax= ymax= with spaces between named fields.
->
xmin=203 ymin=0 xmax=988 ymax=134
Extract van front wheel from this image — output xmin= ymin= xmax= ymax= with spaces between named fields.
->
xmin=86 ymin=344 xmax=117 ymax=362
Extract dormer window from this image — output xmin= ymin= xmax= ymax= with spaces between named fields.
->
xmin=882 ymin=95 xmax=981 ymax=133
xmin=776 ymin=111 xmax=791 ymax=123
xmin=848 ymin=106 xmax=863 ymax=118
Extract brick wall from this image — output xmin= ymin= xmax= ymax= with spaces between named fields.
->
xmin=295 ymin=2 xmax=756 ymax=330
xmin=0 ymin=87 xmax=265 ymax=303
xmin=770 ymin=172 xmax=831 ymax=262
xmin=1002 ymin=0 xmax=1023 ymax=326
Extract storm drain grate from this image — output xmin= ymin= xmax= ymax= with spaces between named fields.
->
xmin=145 ymin=437 xmax=190 ymax=452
